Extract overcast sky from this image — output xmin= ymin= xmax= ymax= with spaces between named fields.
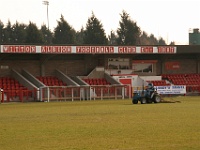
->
xmin=0 ymin=0 xmax=200 ymax=44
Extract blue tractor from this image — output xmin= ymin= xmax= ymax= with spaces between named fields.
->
xmin=132 ymin=83 xmax=161 ymax=104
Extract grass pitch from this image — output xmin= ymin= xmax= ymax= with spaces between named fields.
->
xmin=0 ymin=96 xmax=200 ymax=150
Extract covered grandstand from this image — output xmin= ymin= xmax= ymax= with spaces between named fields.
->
xmin=0 ymin=45 xmax=200 ymax=102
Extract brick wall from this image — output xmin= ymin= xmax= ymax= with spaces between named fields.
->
xmin=0 ymin=54 xmax=200 ymax=78
xmin=44 ymin=60 xmax=86 ymax=76
xmin=0 ymin=60 xmax=40 ymax=77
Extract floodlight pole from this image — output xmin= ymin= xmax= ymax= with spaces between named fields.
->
xmin=43 ymin=1 xmax=49 ymax=30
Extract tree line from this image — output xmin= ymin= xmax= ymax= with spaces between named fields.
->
xmin=0 ymin=11 xmax=174 ymax=45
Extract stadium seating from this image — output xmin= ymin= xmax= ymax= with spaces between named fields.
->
xmin=83 ymin=78 xmax=110 ymax=85
xmin=147 ymin=80 xmax=170 ymax=86
xmin=161 ymin=73 xmax=200 ymax=92
xmin=83 ymin=78 xmax=113 ymax=96
xmin=37 ymin=76 xmax=71 ymax=99
xmin=0 ymin=77 xmax=32 ymax=102
xmin=36 ymin=76 xmax=67 ymax=86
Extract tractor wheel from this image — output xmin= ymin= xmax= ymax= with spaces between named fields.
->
xmin=132 ymin=99 xmax=138 ymax=104
xmin=141 ymin=97 xmax=147 ymax=104
xmin=153 ymin=95 xmax=161 ymax=103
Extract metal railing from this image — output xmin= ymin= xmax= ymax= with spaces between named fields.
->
xmin=39 ymin=85 xmax=126 ymax=102
xmin=0 ymin=85 xmax=127 ymax=103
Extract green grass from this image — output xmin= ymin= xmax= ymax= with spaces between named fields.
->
xmin=0 ymin=96 xmax=200 ymax=150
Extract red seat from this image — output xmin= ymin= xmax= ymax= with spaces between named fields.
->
xmin=37 ymin=76 xmax=66 ymax=86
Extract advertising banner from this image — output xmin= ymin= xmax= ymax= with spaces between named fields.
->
xmin=0 ymin=45 xmax=177 ymax=54
xmin=155 ymin=85 xmax=186 ymax=94
xmin=165 ymin=62 xmax=180 ymax=70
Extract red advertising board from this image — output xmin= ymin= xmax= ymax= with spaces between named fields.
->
xmin=165 ymin=62 xmax=180 ymax=70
